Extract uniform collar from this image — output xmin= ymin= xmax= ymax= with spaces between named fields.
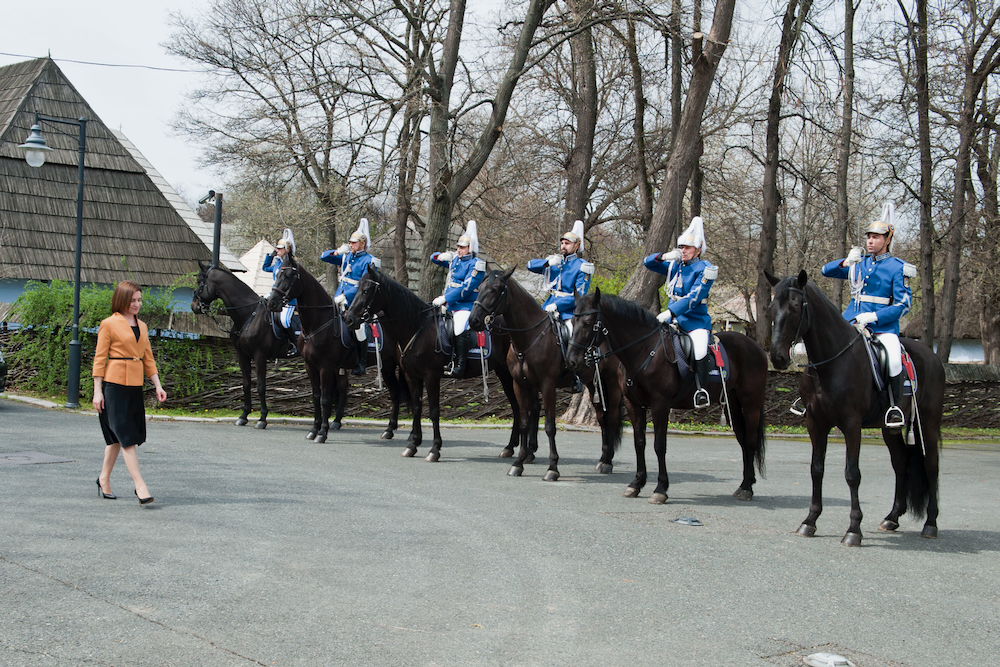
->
xmin=563 ymin=253 xmax=578 ymax=262
xmin=351 ymin=250 xmax=368 ymax=258
xmin=872 ymin=252 xmax=892 ymax=263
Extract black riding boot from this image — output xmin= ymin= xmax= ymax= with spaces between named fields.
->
xmin=693 ymin=358 xmax=711 ymax=408
xmin=353 ymin=337 xmax=368 ymax=375
xmin=885 ymin=373 xmax=906 ymax=428
xmin=445 ymin=331 xmax=471 ymax=378
xmin=569 ymin=374 xmax=584 ymax=394
xmin=286 ymin=329 xmax=299 ymax=357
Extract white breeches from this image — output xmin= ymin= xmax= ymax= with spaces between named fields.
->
xmin=689 ymin=328 xmax=710 ymax=360
xmin=280 ymin=305 xmax=295 ymax=329
xmin=877 ymin=333 xmax=902 ymax=376
xmin=564 ymin=319 xmax=574 ymax=336
xmin=355 ymin=325 xmax=367 ymax=342
xmin=453 ymin=310 xmax=471 ymax=336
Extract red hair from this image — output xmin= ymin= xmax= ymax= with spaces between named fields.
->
xmin=110 ymin=280 xmax=142 ymax=315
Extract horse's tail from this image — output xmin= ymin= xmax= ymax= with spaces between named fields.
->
xmin=905 ymin=424 xmax=941 ymax=520
xmin=754 ymin=402 xmax=767 ymax=477
xmin=396 ymin=366 xmax=412 ymax=406
xmin=728 ymin=395 xmax=767 ymax=477
xmin=609 ymin=395 xmax=624 ymax=452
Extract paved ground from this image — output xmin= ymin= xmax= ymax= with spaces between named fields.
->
xmin=1 ymin=395 xmax=998 ymax=666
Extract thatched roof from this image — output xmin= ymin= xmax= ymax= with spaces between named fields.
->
xmin=0 ymin=57 xmax=244 ymax=287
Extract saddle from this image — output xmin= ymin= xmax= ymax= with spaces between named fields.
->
xmin=435 ymin=313 xmax=492 ymax=360
xmin=361 ymin=320 xmax=385 ymax=352
xmin=859 ymin=335 xmax=917 ymax=427
xmin=670 ymin=329 xmax=729 ymax=384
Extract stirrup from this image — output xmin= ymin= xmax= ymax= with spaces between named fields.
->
xmin=789 ymin=397 xmax=806 ymax=417
xmin=693 ymin=387 xmax=710 ymax=409
xmin=885 ymin=405 xmax=905 ymax=429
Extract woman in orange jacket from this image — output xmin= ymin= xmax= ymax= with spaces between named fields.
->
xmin=92 ymin=281 xmax=167 ymax=504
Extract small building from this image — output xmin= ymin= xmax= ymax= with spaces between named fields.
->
xmin=0 ymin=57 xmax=244 ymax=329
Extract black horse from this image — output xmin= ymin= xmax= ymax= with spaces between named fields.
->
xmin=467 ymin=269 xmax=624 ymax=481
xmin=565 ymin=288 xmax=768 ymax=503
xmin=192 ymin=261 xmax=293 ymax=429
xmin=343 ymin=265 xmax=526 ymax=461
xmin=766 ymin=270 xmax=944 ymax=546
xmin=265 ymin=256 xmax=405 ymax=443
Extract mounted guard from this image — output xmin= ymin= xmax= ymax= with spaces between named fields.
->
xmin=643 ymin=216 xmax=718 ymax=408
xmin=261 ymin=228 xmax=301 ymax=357
xmin=821 ymin=202 xmax=915 ymax=428
xmin=526 ymin=219 xmax=594 ymax=393
xmin=430 ymin=220 xmax=487 ymax=378
xmin=321 ymin=217 xmax=381 ymax=375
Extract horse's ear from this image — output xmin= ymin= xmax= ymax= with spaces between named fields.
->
xmin=199 ymin=260 xmax=210 ymax=273
xmin=796 ymin=270 xmax=808 ymax=288
xmin=502 ymin=267 xmax=515 ymax=280
xmin=367 ymin=263 xmax=377 ymax=274
xmin=592 ymin=286 xmax=601 ymax=300
xmin=764 ymin=269 xmax=779 ymax=287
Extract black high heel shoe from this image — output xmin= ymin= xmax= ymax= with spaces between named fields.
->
xmin=96 ymin=478 xmax=116 ymax=500
xmin=134 ymin=489 xmax=154 ymax=505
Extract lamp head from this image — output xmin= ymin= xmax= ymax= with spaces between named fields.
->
xmin=18 ymin=124 xmax=53 ymax=168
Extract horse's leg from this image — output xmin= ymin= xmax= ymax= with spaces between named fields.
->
xmin=841 ymin=427 xmax=864 ymax=546
xmin=647 ymin=411 xmax=670 ymax=504
xmin=623 ymin=402 xmax=647 ymax=498
xmin=541 ymin=383 xmax=559 ymax=481
xmin=403 ymin=377 xmax=423 ymax=457
xmin=796 ymin=418 xmax=829 ymax=537
xmin=730 ymin=394 xmax=759 ymax=501
xmin=313 ymin=367 xmax=333 ymax=444
xmin=424 ymin=376 xmax=443 ymax=462
xmin=508 ymin=383 xmax=535 ymax=476
xmin=235 ymin=351 xmax=252 ymax=426
xmin=497 ymin=370 xmax=519 ymax=458
xmin=330 ymin=371 xmax=348 ymax=431
xmin=254 ymin=352 xmax=268 ymax=429
xmin=382 ymin=364 xmax=402 ymax=440
xmin=524 ymin=392 xmax=540 ymax=464
xmin=593 ymin=371 xmax=621 ymax=474
xmin=878 ymin=428 xmax=909 ymax=532
xmin=919 ymin=416 xmax=941 ymax=538
xmin=305 ymin=360 xmax=322 ymax=441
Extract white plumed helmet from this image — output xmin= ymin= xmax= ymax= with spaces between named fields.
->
xmin=457 ymin=220 xmax=479 ymax=255
xmin=676 ymin=216 xmax=706 ymax=254
xmin=560 ymin=219 xmax=585 ymax=247
xmin=349 ymin=217 xmax=370 ymax=246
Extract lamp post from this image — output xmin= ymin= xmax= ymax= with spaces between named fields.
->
xmin=18 ymin=113 xmax=87 ymax=409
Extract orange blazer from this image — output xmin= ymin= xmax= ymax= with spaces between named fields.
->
xmin=92 ymin=312 xmax=159 ymax=386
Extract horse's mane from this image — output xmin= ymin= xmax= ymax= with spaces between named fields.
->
xmin=600 ymin=294 xmax=659 ymax=328
xmin=370 ymin=269 xmax=430 ymax=324
xmin=288 ymin=257 xmax=332 ymax=305
xmin=202 ymin=262 xmax=257 ymax=301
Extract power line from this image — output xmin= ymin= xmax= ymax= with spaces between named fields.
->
xmin=0 ymin=52 xmax=204 ymax=73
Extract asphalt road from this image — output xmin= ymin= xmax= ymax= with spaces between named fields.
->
xmin=1 ymin=396 xmax=998 ymax=666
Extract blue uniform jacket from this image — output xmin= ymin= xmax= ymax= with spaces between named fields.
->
xmin=262 ymin=253 xmax=296 ymax=306
xmin=321 ymin=249 xmax=380 ymax=305
xmin=643 ymin=254 xmax=716 ymax=332
xmin=430 ymin=253 xmax=487 ymax=312
xmin=526 ymin=253 xmax=594 ymax=320
xmin=821 ymin=253 xmax=913 ymax=335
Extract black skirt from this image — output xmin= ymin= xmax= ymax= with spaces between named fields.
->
xmin=98 ymin=382 xmax=146 ymax=447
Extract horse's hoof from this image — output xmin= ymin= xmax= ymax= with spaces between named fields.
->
xmin=425 ymin=451 xmax=440 ymax=463
xmin=543 ymin=470 xmax=559 ymax=482
xmin=647 ymin=493 xmax=668 ymax=505
xmin=305 ymin=431 xmax=316 ymax=441
xmin=402 ymin=447 xmax=417 ymax=458
xmin=594 ymin=462 xmax=613 ymax=474
xmin=507 ymin=466 xmax=523 ymax=477
xmin=330 ymin=422 xmax=342 ymax=431
xmin=314 ymin=434 xmax=327 ymax=444
xmin=235 ymin=418 xmax=248 ymax=426
xmin=841 ymin=532 xmax=863 ymax=547
xmin=733 ymin=488 xmax=753 ymax=501
xmin=381 ymin=431 xmax=394 ymax=440
xmin=622 ymin=487 xmax=640 ymax=498
xmin=795 ymin=523 xmax=816 ymax=537
xmin=254 ymin=421 xmax=267 ymax=430
xmin=878 ymin=519 xmax=899 ymax=532
xmin=921 ymin=525 xmax=938 ymax=539
xmin=523 ymin=454 xmax=535 ymax=464
xmin=499 ymin=448 xmax=514 ymax=458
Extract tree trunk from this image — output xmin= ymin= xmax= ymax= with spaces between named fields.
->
xmin=975 ymin=113 xmax=1000 ymax=364
xmin=625 ymin=20 xmax=653 ymax=232
xmin=754 ymin=0 xmax=812 ymax=347
xmin=915 ymin=0 xmax=936 ymax=345
xmin=620 ymin=0 xmax=737 ymax=309
xmin=835 ymin=0 xmax=855 ymax=311
xmin=563 ymin=1 xmax=598 ymax=227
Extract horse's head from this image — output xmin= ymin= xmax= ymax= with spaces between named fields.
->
xmin=343 ymin=264 xmax=382 ymax=329
xmin=266 ymin=256 xmax=302 ymax=312
xmin=469 ymin=267 xmax=514 ymax=331
xmin=566 ymin=288 xmax=603 ymax=371
xmin=192 ymin=260 xmax=216 ymax=314
xmin=766 ymin=269 xmax=809 ymax=370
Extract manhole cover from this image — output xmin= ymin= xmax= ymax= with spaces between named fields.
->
xmin=0 ymin=451 xmax=74 ymax=466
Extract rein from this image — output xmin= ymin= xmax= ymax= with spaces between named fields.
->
xmin=785 ymin=285 xmax=864 ymax=369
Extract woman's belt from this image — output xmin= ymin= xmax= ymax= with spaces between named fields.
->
xmin=108 ymin=356 xmax=141 ymax=361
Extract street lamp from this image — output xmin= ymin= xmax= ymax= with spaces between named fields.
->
xmin=18 ymin=113 xmax=88 ymax=409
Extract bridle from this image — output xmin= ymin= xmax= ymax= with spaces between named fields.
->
xmin=354 ymin=275 xmax=383 ymax=323
xmin=781 ymin=280 xmax=863 ymax=369
xmin=270 ymin=265 xmax=300 ymax=306
xmin=472 ymin=277 xmax=509 ymax=330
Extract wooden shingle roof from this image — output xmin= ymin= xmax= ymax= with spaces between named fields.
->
xmin=0 ymin=57 xmax=244 ymax=286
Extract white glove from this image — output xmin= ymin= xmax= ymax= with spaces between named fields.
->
xmin=432 ymin=296 xmax=446 ymax=307
xmin=656 ymin=310 xmax=673 ymax=324
xmin=661 ymin=249 xmax=681 ymax=262
xmin=437 ymin=251 xmax=454 ymax=262
xmin=547 ymin=254 xmax=563 ymax=267
xmin=334 ymin=294 xmax=348 ymax=307
xmin=855 ymin=311 xmax=877 ymax=325
xmin=845 ymin=247 xmax=863 ymax=266
xmin=335 ymin=243 xmax=350 ymax=256
xmin=544 ymin=303 xmax=558 ymax=314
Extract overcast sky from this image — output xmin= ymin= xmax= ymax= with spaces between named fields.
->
xmin=2 ymin=0 xmax=219 ymax=203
